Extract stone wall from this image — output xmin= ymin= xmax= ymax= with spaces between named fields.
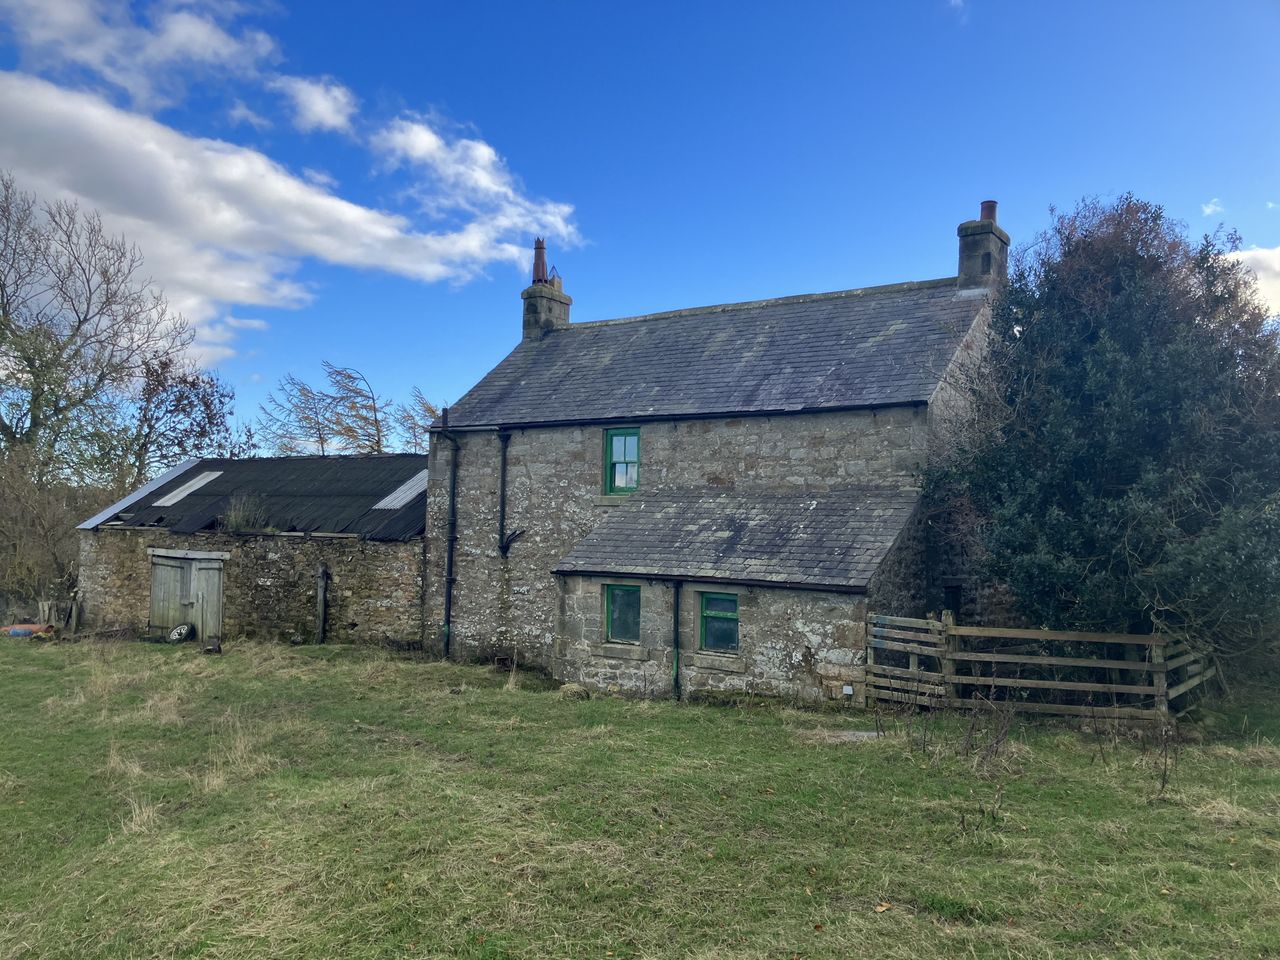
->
xmin=866 ymin=506 xmax=929 ymax=619
xmin=553 ymin=575 xmax=868 ymax=703
xmin=78 ymin=528 xmax=423 ymax=645
xmin=425 ymin=406 xmax=930 ymax=669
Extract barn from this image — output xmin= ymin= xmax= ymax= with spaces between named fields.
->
xmin=76 ymin=454 xmax=428 ymax=646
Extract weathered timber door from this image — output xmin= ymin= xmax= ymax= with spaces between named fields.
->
xmin=149 ymin=554 xmax=224 ymax=641
xmin=149 ymin=555 xmax=187 ymax=635
xmin=191 ymin=560 xmax=224 ymax=642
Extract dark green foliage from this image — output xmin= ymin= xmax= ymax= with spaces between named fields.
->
xmin=934 ymin=197 xmax=1280 ymax=657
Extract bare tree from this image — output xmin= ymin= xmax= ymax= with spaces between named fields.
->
xmin=257 ymin=372 xmax=341 ymax=455
xmin=0 ymin=173 xmax=188 ymax=459
xmin=324 ymin=361 xmax=391 ymax=454
xmin=256 ymin=363 xmax=436 ymax=456
xmin=393 ymin=386 xmax=440 ymax=454
xmin=0 ymin=171 xmax=240 ymax=613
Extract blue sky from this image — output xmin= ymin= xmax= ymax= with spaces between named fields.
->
xmin=1 ymin=1 xmax=1278 ymax=422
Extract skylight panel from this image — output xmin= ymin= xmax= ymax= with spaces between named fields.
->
xmin=372 ymin=469 xmax=429 ymax=510
xmin=152 ymin=471 xmax=222 ymax=507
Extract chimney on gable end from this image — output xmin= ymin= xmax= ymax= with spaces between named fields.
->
xmin=957 ymin=200 xmax=1009 ymax=289
xmin=521 ymin=238 xmax=571 ymax=340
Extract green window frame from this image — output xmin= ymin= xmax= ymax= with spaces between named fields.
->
xmin=699 ymin=592 xmax=739 ymax=652
xmin=604 ymin=584 xmax=641 ymax=643
xmin=603 ymin=428 xmax=640 ymax=494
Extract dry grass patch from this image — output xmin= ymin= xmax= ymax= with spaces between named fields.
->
xmin=1206 ymin=743 xmax=1280 ymax=767
xmin=1190 ymin=796 xmax=1260 ymax=828
xmin=793 ymin=727 xmax=887 ymax=746
xmin=120 ymin=793 xmax=160 ymax=835
xmin=42 ymin=686 xmax=86 ymax=713
xmin=104 ymin=741 xmax=144 ymax=780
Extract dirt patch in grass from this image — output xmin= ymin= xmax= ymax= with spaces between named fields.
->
xmin=793 ymin=727 xmax=887 ymax=745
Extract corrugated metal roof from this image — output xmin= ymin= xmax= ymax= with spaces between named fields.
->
xmin=371 ymin=469 xmax=430 ymax=510
xmin=81 ymin=454 xmax=429 ymax=542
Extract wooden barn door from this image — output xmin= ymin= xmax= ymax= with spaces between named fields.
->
xmin=149 ymin=555 xmax=224 ymax=642
xmin=192 ymin=560 xmax=224 ymax=642
xmin=149 ymin=556 xmax=187 ymax=635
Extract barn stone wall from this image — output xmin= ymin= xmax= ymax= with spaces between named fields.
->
xmin=425 ymin=406 xmax=929 ymax=673
xmin=553 ymin=576 xmax=868 ymax=703
xmin=78 ymin=528 xmax=423 ymax=645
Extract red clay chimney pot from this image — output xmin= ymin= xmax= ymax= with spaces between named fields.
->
xmin=532 ymin=237 xmax=548 ymax=285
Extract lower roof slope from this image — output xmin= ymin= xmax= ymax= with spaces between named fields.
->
xmin=554 ymin=486 xmax=920 ymax=592
xmin=444 ymin=278 xmax=982 ymax=429
xmin=79 ymin=454 xmax=429 ymax=542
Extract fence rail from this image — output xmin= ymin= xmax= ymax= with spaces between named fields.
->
xmin=866 ymin=614 xmax=1215 ymax=721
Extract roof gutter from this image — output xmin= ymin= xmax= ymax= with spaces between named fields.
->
xmin=430 ymin=399 xmax=928 ymax=434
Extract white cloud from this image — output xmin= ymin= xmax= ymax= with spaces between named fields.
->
xmin=302 ymin=166 xmax=338 ymax=189
xmin=1267 ymin=201 xmax=1277 ymax=210
xmin=0 ymin=0 xmax=275 ymax=108
xmin=225 ymin=316 xmax=269 ymax=331
xmin=1201 ymin=197 xmax=1224 ymax=216
xmin=373 ymin=115 xmax=577 ymax=244
xmin=1231 ymin=246 xmax=1280 ymax=317
xmin=269 ymin=75 xmax=358 ymax=133
xmin=375 ymin=116 xmax=513 ymax=199
xmin=228 ymin=98 xmax=270 ymax=130
xmin=0 ymin=72 xmax=577 ymax=361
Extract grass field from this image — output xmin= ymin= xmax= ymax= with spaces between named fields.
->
xmin=1 ymin=638 xmax=1278 ymax=959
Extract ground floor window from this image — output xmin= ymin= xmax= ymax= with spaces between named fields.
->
xmin=605 ymin=584 xmax=641 ymax=643
xmin=699 ymin=592 xmax=739 ymax=652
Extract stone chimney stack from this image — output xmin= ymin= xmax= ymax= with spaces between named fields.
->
xmin=957 ymin=200 xmax=1009 ymax=289
xmin=521 ymin=237 xmax=571 ymax=340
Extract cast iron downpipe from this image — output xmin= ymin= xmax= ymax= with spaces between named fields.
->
xmin=671 ymin=579 xmax=683 ymax=701
xmin=440 ymin=407 xmax=460 ymax=659
xmin=497 ymin=431 xmax=525 ymax=556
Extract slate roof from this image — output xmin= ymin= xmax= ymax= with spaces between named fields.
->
xmin=554 ymin=486 xmax=921 ymax=592
xmin=444 ymin=278 xmax=982 ymax=428
xmin=79 ymin=454 xmax=429 ymax=542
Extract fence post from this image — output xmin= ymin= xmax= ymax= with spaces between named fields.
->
xmin=1151 ymin=639 xmax=1168 ymax=718
xmin=940 ymin=609 xmax=957 ymax=706
xmin=864 ymin=614 xmax=874 ymax=708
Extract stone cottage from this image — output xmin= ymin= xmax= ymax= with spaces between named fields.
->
xmin=78 ymin=454 xmax=428 ymax=645
xmin=424 ymin=203 xmax=1009 ymax=701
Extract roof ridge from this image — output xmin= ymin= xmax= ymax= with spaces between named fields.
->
xmin=562 ymin=276 xmax=960 ymax=330
xmin=195 ymin=452 xmax=429 ymax=465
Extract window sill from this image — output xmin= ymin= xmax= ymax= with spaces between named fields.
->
xmin=590 ymin=642 xmax=652 ymax=662
xmin=689 ymin=651 xmax=746 ymax=673
xmin=595 ymin=494 xmax=633 ymax=507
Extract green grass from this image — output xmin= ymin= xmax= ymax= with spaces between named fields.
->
xmin=1 ymin=638 xmax=1278 ymax=959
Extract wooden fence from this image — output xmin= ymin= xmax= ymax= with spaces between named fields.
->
xmin=866 ymin=614 xmax=1216 ymax=722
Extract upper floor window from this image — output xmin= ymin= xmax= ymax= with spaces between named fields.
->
xmin=604 ymin=428 xmax=640 ymax=494
xmin=605 ymin=584 xmax=641 ymax=643
xmin=700 ymin=592 xmax=739 ymax=652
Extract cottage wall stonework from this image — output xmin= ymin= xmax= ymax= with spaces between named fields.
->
xmin=78 ymin=529 xmax=423 ymax=645
xmin=425 ymin=406 xmax=931 ymax=693
xmin=554 ymin=575 xmax=869 ymax=702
